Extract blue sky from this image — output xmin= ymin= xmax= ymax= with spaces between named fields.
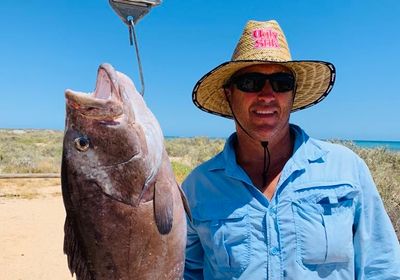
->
xmin=1 ymin=0 xmax=399 ymax=140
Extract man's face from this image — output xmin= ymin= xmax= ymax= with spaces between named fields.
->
xmin=225 ymin=64 xmax=294 ymax=141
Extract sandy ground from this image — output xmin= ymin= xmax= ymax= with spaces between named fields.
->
xmin=0 ymin=185 xmax=76 ymax=280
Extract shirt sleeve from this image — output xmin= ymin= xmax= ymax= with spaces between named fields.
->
xmin=184 ymin=216 xmax=204 ymax=280
xmin=353 ymin=158 xmax=400 ymax=279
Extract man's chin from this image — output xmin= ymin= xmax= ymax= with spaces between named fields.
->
xmin=250 ymin=124 xmax=290 ymax=142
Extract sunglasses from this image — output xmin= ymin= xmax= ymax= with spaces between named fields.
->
xmin=226 ymin=72 xmax=295 ymax=93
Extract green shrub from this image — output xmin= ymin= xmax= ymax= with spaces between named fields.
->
xmin=0 ymin=129 xmax=63 ymax=173
xmin=165 ymin=137 xmax=225 ymax=168
xmin=171 ymin=161 xmax=192 ymax=184
xmin=332 ymin=140 xmax=400 ymax=239
xmin=0 ymin=130 xmax=398 ymax=239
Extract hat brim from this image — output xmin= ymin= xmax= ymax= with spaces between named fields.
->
xmin=192 ymin=60 xmax=336 ymax=119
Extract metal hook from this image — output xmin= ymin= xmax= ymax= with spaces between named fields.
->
xmin=128 ymin=19 xmax=145 ymax=96
xmin=109 ymin=0 xmax=162 ymax=97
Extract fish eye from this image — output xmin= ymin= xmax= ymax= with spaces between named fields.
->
xmin=74 ymin=136 xmax=90 ymax=152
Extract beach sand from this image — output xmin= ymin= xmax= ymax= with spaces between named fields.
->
xmin=0 ymin=185 xmax=75 ymax=280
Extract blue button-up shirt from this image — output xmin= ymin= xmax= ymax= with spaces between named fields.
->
xmin=182 ymin=125 xmax=400 ymax=280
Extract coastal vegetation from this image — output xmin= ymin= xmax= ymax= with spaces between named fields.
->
xmin=0 ymin=129 xmax=399 ymax=239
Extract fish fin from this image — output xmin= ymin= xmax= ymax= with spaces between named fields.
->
xmin=62 ymin=155 xmax=94 ymax=280
xmin=177 ymin=181 xmax=192 ymax=222
xmin=154 ymin=179 xmax=174 ymax=235
xmin=64 ymin=215 xmax=94 ymax=280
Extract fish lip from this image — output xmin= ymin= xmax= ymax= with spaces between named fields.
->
xmin=94 ymin=63 xmax=120 ymax=101
xmin=65 ymin=63 xmax=123 ymax=120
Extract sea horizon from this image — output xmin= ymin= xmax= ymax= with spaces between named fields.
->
xmin=351 ymin=140 xmax=400 ymax=151
xmin=165 ymin=136 xmax=400 ymax=152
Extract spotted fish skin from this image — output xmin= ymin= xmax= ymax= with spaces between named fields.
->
xmin=61 ymin=63 xmax=187 ymax=280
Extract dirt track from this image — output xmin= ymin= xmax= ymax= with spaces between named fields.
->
xmin=0 ymin=186 xmax=75 ymax=280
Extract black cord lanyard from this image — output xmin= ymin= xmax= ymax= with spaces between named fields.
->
xmin=226 ymin=95 xmax=271 ymax=187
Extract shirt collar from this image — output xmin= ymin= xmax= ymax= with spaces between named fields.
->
xmin=290 ymin=124 xmax=328 ymax=165
xmin=207 ymin=124 xmax=328 ymax=175
xmin=207 ymin=133 xmax=236 ymax=171
xmin=279 ymin=124 xmax=328 ymax=182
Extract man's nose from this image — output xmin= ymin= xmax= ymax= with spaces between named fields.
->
xmin=257 ymin=80 xmax=275 ymax=100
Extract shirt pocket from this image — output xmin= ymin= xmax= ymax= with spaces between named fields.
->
xmin=192 ymin=205 xmax=251 ymax=273
xmin=291 ymin=184 xmax=358 ymax=267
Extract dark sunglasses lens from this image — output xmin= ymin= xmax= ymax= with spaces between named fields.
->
xmin=234 ymin=73 xmax=265 ymax=92
xmin=269 ymin=73 xmax=295 ymax=92
xmin=232 ymin=72 xmax=294 ymax=93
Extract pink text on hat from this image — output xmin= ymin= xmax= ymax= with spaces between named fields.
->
xmin=252 ymin=28 xmax=279 ymax=49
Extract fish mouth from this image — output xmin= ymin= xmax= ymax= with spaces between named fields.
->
xmin=65 ymin=63 xmax=123 ymax=120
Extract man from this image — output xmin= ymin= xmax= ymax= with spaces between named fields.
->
xmin=182 ymin=20 xmax=400 ymax=280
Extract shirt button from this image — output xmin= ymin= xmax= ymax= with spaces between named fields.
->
xmin=269 ymin=207 xmax=277 ymax=217
xmin=270 ymin=247 xmax=280 ymax=255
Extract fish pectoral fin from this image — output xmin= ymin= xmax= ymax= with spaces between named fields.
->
xmin=177 ymin=181 xmax=192 ymax=222
xmin=154 ymin=180 xmax=174 ymax=235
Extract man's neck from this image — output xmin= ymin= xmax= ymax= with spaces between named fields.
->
xmin=234 ymin=125 xmax=294 ymax=197
xmin=235 ymin=125 xmax=293 ymax=164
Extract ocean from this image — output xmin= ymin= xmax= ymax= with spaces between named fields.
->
xmin=353 ymin=140 xmax=400 ymax=152
xmin=166 ymin=136 xmax=400 ymax=152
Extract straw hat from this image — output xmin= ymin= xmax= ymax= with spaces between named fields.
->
xmin=192 ymin=20 xmax=336 ymax=118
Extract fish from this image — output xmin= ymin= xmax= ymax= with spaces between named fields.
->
xmin=61 ymin=63 xmax=190 ymax=280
